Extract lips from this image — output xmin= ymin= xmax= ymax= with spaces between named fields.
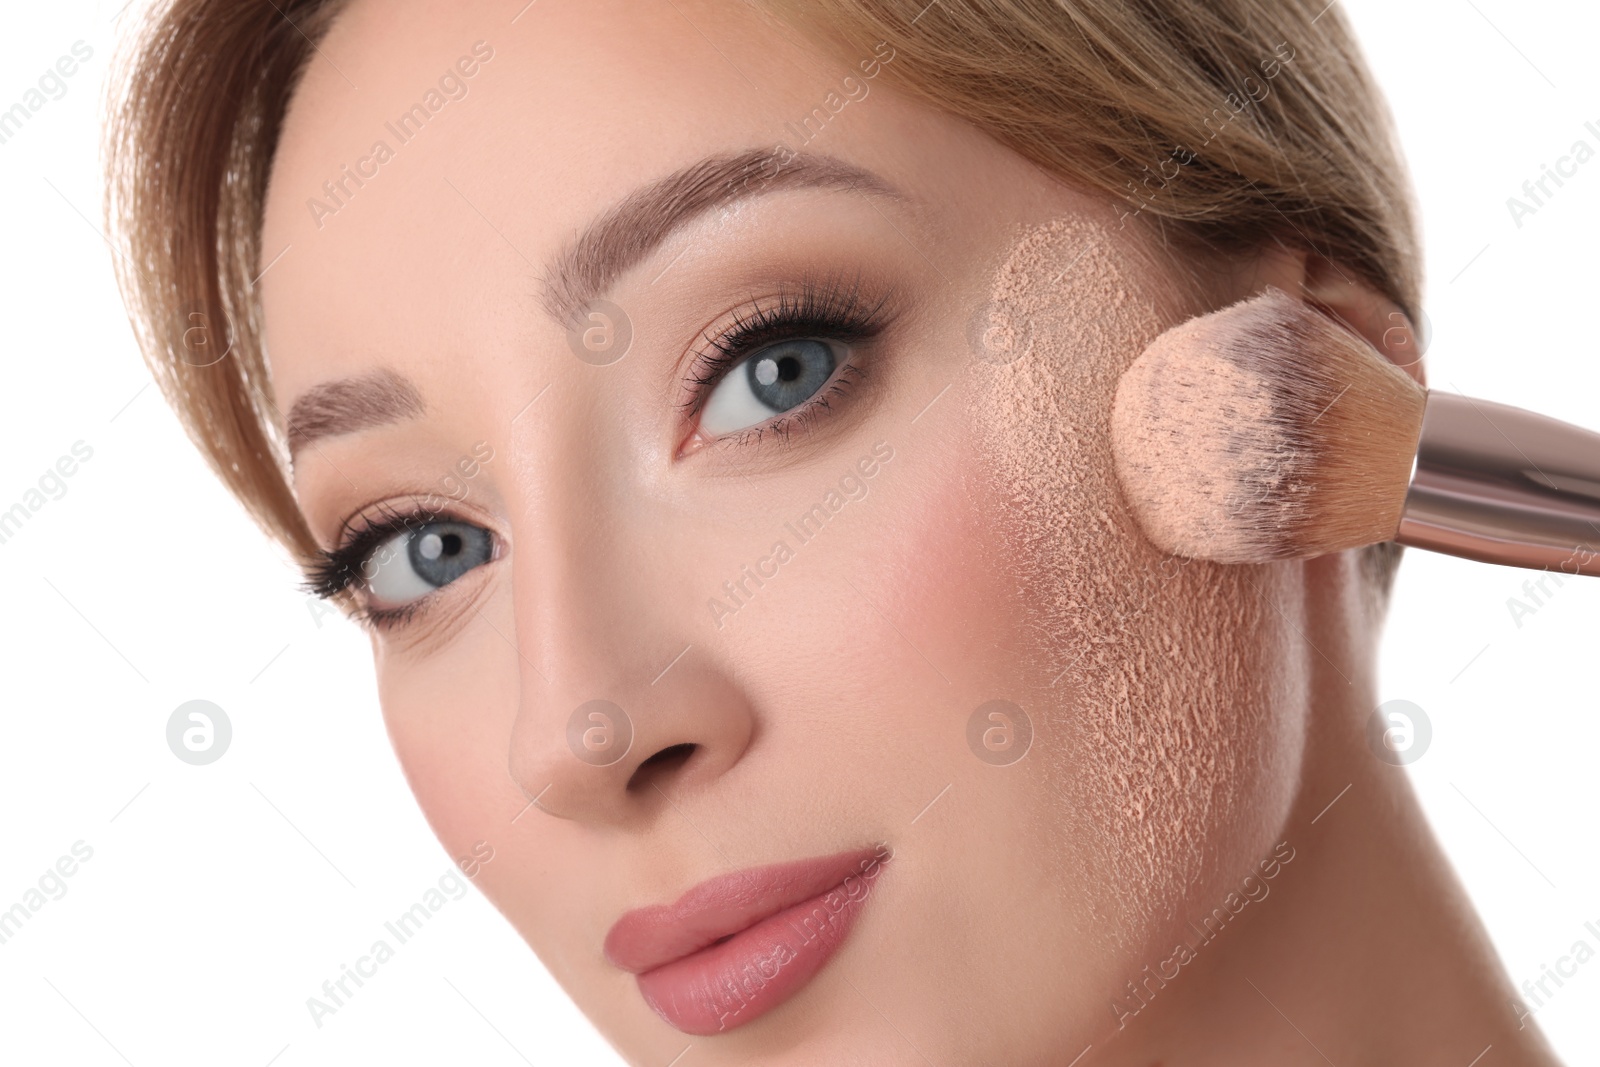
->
xmin=605 ymin=844 xmax=891 ymax=1035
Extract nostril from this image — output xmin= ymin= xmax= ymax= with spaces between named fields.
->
xmin=627 ymin=742 xmax=697 ymax=793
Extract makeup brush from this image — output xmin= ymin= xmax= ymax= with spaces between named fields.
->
xmin=1110 ymin=287 xmax=1600 ymax=576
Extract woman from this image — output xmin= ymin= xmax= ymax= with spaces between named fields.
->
xmin=106 ymin=0 xmax=1562 ymax=1062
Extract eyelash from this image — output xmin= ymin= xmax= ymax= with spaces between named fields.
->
xmin=307 ymin=277 xmax=891 ymax=626
xmin=304 ymin=502 xmax=471 ymax=629
xmin=682 ymin=275 xmax=891 ymax=446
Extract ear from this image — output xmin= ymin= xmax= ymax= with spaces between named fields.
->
xmin=1214 ymin=244 xmax=1426 ymax=388
xmin=1297 ymin=255 xmax=1427 ymax=389
xmin=1237 ymin=247 xmax=1419 ymax=629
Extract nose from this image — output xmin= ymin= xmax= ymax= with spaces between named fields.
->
xmin=509 ymin=652 xmax=756 ymax=825
xmin=501 ymin=467 xmax=755 ymax=825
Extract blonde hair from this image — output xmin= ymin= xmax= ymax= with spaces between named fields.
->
xmin=106 ymin=0 xmax=1417 ymax=586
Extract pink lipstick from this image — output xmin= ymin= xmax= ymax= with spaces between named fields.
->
xmin=604 ymin=844 xmax=891 ymax=1035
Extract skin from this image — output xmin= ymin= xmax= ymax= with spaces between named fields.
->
xmin=259 ymin=0 xmax=1565 ymax=1063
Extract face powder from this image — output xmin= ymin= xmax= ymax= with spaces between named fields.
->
xmin=966 ymin=211 xmax=1306 ymax=948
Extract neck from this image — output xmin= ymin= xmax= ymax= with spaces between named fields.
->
xmin=1102 ymin=556 xmax=1565 ymax=1066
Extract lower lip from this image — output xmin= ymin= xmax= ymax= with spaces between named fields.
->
xmin=634 ymin=869 xmax=885 ymax=1035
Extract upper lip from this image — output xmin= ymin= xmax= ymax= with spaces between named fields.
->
xmin=604 ymin=845 xmax=888 ymax=975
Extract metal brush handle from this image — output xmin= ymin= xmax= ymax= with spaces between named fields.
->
xmin=1398 ymin=391 xmax=1600 ymax=576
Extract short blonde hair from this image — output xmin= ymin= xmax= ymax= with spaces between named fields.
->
xmin=106 ymin=0 xmax=1418 ymax=585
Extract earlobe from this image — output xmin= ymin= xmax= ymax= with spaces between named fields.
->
xmin=1298 ymin=255 xmax=1427 ymax=388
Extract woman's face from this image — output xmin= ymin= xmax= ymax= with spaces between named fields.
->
xmin=262 ymin=0 xmax=1311 ymax=1061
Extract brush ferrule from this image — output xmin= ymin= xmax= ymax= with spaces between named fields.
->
xmin=1399 ymin=391 xmax=1600 ymax=576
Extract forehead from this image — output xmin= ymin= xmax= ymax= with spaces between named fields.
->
xmin=258 ymin=0 xmax=924 ymax=398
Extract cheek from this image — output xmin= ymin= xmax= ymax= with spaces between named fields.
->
xmin=838 ymin=415 xmax=1028 ymax=703
xmin=966 ymin=213 xmax=1309 ymax=972
xmin=372 ymin=617 xmax=630 ymax=1014
xmin=374 ymin=625 xmax=523 ymax=877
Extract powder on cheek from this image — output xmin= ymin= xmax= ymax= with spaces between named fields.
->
xmin=967 ymin=215 xmax=1303 ymax=942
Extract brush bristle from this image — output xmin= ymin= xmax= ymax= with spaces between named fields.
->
xmin=1110 ymin=287 xmax=1426 ymax=563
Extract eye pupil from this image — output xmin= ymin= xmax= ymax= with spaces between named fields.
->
xmin=753 ymin=354 xmax=804 ymax=385
xmin=700 ymin=338 xmax=842 ymax=437
xmin=740 ymin=340 xmax=835 ymax=415
xmin=417 ymin=530 xmax=466 ymax=563
xmin=395 ymin=521 xmax=493 ymax=592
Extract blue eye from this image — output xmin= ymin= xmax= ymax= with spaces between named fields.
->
xmin=363 ymin=521 xmax=493 ymax=607
xmin=699 ymin=339 xmax=839 ymax=435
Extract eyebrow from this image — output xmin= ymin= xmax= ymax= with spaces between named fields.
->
xmin=285 ymin=367 xmax=425 ymax=460
xmin=541 ymin=148 xmax=899 ymax=324
xmin=285 ymin=151 xmax=896 ymax=461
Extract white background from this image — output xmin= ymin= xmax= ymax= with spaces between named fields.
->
xmin=0 ymin=1 xmax=1595 ymax=1064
